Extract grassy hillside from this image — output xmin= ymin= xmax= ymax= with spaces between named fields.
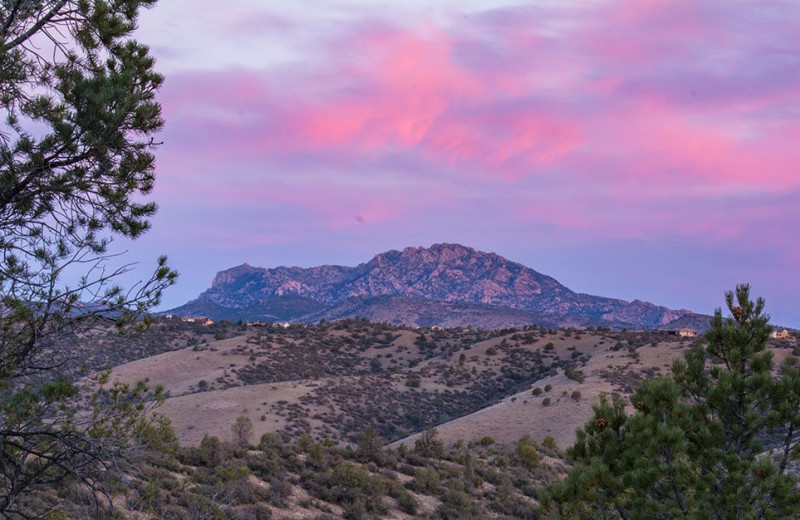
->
xmin=96 ymin=318 xmax=800 ymax=447
xmin=26 ymin=318 xmax=800 ymax=518
xmin=28 ymin=425 xmax=570 ymax=520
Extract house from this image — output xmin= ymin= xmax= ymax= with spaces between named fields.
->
xmin=771 ymin=329 xmax=791 ymax=340
xmin=665 ymin=329 xmax=699 ymax=337
xmin=182 ymin=316 xmax=214 ymax=326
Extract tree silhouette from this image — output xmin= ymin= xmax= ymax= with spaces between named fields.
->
xmin=543 ymin=284 xmax=800 ymax=519
xmin=1 ymin=1 xmax=176 ymax=516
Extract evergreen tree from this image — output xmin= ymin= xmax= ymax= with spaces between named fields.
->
xmin=1 ymin=1 xmax=176 ymax=516
xmin=542 ymin=284 xmax=800 ymax=519
xmin=232 ymin=415 xmax=255 ymax=447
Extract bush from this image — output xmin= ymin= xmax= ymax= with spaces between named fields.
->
xmin=396 ymin=490 xmax=418 ymax=515
xmin=414 ymin=428 xmax=444 ymax=459
xmin=320 ymin=462 xmax=388 ymax=514
xmin=410 ymin=467 xmax=441 ymax=494
xmin=405 ymin=377 xmax=421 ymax=388
xmin=542 ymin=436 xmax=558 ymax=450
xmin=198 ymin=435 xmax=227 ymax=467
xmin=437 ymin=490 xmax=480 ymax=519
xmin=542 ymin=398 xmax=551 ymax=407
xmin=356 ymin=427 xmax=384 ymax=465
xmin=479 ymin=435 xmax=496 ymax=446
xmin=532 ymin=387 xmax=543 ymax=396
xmin=565 ymin=365 xmax=585 ymax=383
xmin=259 ymin=433 xmax=282 ymax=451
xmin=516 ymin=436 xmax=540 ymax=468
xmin=571 ymin=390 xmax=582 ymax=400
xmin=250 ymin=504 xmax=272 ymax=520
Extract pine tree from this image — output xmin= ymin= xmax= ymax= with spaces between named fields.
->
xmin=542 ymin=284 xmax=800 ymax=519
xmin=232 ymin=415 xmax=255 ymax=447
xmin=1 ymin=1 xmax=176 ymax=516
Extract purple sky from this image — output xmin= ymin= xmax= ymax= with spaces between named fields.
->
xmin=126 ymin=0 xmax=800 ymax=326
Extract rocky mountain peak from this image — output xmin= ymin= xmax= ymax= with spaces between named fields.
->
xmin=369 ymin=243 xmax=499 ymax=269
xmin=211 ymin=263 xmax=263 ymax=288
xmin=170 ymin=244 xmax=694 ymax=330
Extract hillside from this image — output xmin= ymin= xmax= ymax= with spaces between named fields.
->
xmin=99 ymin=318 xmax=800 ymax=450
xmin=167 ymin=243 xmax=697 ymax=330
xmin=59 ymin=316 xmax=799 ymax=519
xmin=34 ymin=417 xmax=570 ymax=520
xmin=300 ymin=295 xmax=643 ymax=330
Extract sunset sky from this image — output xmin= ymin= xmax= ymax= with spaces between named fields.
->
xmin=129 ymin=0 xmax=800 ymax=326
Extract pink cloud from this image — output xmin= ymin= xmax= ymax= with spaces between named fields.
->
xmin=158 ymin=20 xmax=585 ymax=180
xmin=136 ymin=1 xmax=800 ymax=328
xmin=153 ymin=0 xmax=800 ymax=247
xmin=274 ymin=23 xmax=486 ymax=151
xmin=590 ymin=99 xmax=800 ymax=190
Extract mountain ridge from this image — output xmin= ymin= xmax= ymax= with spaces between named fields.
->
xmin=167 ymin=243 xmax=697 ymax=330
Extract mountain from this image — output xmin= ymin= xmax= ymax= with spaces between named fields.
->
xmin=166 ymin=295 xmax=327 ymax=322
xmin=167 ymin=243 xmax=696 ymax=329
xmin=300 ymin=295 xmax=653 ymax=330
xmin=656 ymin=311 xmax=715 ymax=332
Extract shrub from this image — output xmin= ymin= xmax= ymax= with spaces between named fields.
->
xmin=396 ymin=490 xmax=418 ymax=515
xmin=479 ymin=435 xmax=496 ymax=446
xmin=516 ymin=436 xmax=541 ymax=468
xmin=259 ymin=433 xmax=282 ymax=451
xmin=198 ymin=435 xmax=227 ymax=467
xmin=414 ymin=428 xmax=444 ymax=459
xmin=356 ymin=427 xmax=384 ymax=465
xmin=437 ymin=490 xmax=479 ymax=519
xmin=410 ymin=467 xmax=442 ymax=494
xmin=405 ymin=377 xmax=421 ymax=388
xmin=565 ymin=365 xmax=585 ymax=383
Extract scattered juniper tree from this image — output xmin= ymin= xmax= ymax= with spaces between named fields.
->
xmin=1 ymin=0 xmax=176 ymax=516
xmin=232 ymin=415 xmax=255 ymax=447
xmin=542 ymin=284 xmax=800 ymax=519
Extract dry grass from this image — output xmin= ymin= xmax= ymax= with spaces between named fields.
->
xmin=94 ymin=320 xmax=798 ymax=450
xmin=108 ymin=335 xmax=254 ymax=396
xmin=158 ymin=380 xmax=318 ymax=445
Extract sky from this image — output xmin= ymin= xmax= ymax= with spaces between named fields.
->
xmin=124 ymin=0 xmax=800 ymax=327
